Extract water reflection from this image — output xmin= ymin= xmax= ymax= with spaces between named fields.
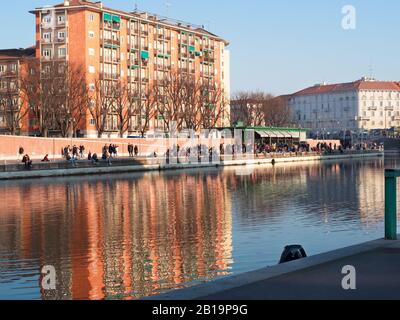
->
xmin=0 ymin=172 xmax=233 ymax=300
xmin=0 ymin=157 xmax=398 ymax=300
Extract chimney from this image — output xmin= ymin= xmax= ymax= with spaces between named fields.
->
xmin=64 ymin=0 xmax=70 ymax=6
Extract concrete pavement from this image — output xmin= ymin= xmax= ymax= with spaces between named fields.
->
xmin=149 ymin=238 xmax=400 ymax=300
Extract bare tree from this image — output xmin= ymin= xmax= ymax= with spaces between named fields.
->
xmin=231 ymin=91 xmax=268 ymax=127
xmin=199 ymin=82 xmax=227 ymax=129
xmin=131 ymin=84 xmax=158 ymax=137
xmin=181 ymin=76 xmax=202 ymax=131
xmin=231 ymin=91 xmax=292 ymax=128
xmin=26 ymin=61 xmax=63 ymax=137
xmin=90 ymin=79 xmax=117 ymax=138
xmin=263 ymin=95 xmax=293 ymax=127
xmin=112 ymin=81 xmax=131 ymax=138
xmin=156 ymin=71 xmax=185 ymax=131
xmin=0 ymin=74 xmax=30 ymax=135
xmin=52 ymin=63 xmax=90 ymax=137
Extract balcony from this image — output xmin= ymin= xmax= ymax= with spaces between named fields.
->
xmin=41 ymin=55 xmax=53 ymax=61
xmin=128 ymin=76 xmax=140 ymax=82
xmin=102 ymin=73 xmax=120 ymax=80
xmin=103 ymin=58 xmax=121 ymax=64
xmin=129 ymin=45 xmax=139 ymax=51
xmin=0 ymin=71 xmax=18 ymax=77
xmin=385 ymin=106 xmax=394 ymax=111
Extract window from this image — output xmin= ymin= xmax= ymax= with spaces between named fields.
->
xmin=58 ymin=48 xmax=67 ymax=57
xmin=42 ymin=16 xmax=51 ymax=23
xmin=90 ymin=118 xmax=96 ymax=125
xmin=0 ymin=65 xmax=6 ymax=73
xmin=43 ymin=32 xmax=52 ymax=40
xmin=89 ymin=66 xmax=96 ymax=74
xmin=58 ymin=32 xmax=65 ymax=40
xmin=89 ymin=83 xmax=95 ymax=91
xmin=89 ymin=31 xmax=95 ymax=38
xmin=88 ymin=48 xmax=95 ymax=56
xmin=58 ymin=15 xmax=65 ymax=24
xmin=43 ymin=49 xmax=52 ymax=57
xmin=89 ymin=14 xmax=94 ymax=22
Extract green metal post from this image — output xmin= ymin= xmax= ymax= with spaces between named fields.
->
xmin=385 ymin=170 xmax=398 ymax=240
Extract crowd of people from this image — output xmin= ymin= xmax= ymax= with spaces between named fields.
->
xmin=15 ymin=139 xmax=384 ymax=170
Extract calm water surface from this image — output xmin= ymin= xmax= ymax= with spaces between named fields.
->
xmin=0 ymin=156 xmax=399 ymax=299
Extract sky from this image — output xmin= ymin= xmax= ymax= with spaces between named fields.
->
xmin=1 ymin=0 xmax=400 ymax=95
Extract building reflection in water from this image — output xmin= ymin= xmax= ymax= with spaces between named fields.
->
xmin=0 ymin=157 xmax=393 ymax=300
xmin=0 ymin=172 xmax=233 ymax=300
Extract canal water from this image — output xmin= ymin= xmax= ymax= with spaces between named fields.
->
xmin=0 ymin=156 xmax=399 ymax=300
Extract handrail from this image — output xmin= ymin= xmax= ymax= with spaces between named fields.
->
xmin=385 ymin=169 xmax=400 ymax=240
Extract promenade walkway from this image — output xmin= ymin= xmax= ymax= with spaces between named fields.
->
xmin=149 ymin=238 xmax=400 ymax=300
xmin=0 ymin=150 xmax=383 ymax=180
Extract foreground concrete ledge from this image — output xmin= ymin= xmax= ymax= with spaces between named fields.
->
xmin=145 ymin=237 xmax=398 ymax=300
xmin=0 ymin=152 xmax=383 ymax=180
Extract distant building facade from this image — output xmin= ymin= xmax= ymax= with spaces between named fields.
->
xmin=287 ymin=77 xmax=400 ymax=132
xmin=0 ymin=47 xmax=36 ymax=135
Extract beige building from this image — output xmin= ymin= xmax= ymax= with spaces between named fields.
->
xmin=287 ymin=77 xmax=400 ymax=132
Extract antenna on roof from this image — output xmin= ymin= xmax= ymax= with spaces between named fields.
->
xmin=165 ymin=2 xmax=171 ymax=17
xmin=368 ymin=63 xmax=374 ymax=79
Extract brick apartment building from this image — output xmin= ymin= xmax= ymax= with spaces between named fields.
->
xmin=19 ymin=0 xmax=230 ymax=137
xmin=0 ymin=47 xmax=36 ymax=135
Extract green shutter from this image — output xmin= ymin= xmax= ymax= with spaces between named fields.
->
xmin=112 ymin=15 xmax=121 ymax=23
xmin=141 ymin=50 xmax=149 ymax=59
xmin=188 ymin=45 xmax=195 ymax=52
xmin=103 ymin=13 xmax=112 ymax=22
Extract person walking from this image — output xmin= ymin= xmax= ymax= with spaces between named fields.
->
xmin=22 ymin=154 xmax=32 ymax=169
xmin=79 ymin=145 xmax=85 ymax=158
xmin=18 ymin=146 xmax=24 ymax=160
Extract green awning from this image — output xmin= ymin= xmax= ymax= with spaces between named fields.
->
xmin=129 ymin=65 xmax=139 ymax=69
xmin=104 ymin=44 xmax=120 ymax=49
xmin=103 ymin=13 xmax=112 ymax=22
xmin=195 ymin=51 xmax=201 ymax=57
xmin=157 ymin=53 xmax=170 ymax=59
xmin=112 ymin=15 xmax=121 ymax=23
xmin=141 ymin=50 xmax=149 ymax=59
xmin=188 ymin=46 xmax=195 ymax=52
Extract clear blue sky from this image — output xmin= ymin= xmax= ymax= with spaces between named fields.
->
xmin=1 ymin=0 xmax=400 ymax=95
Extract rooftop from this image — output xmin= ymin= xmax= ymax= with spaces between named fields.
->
xmin=0 ymin=47 xmax=36 ymax=60
xmin=31 ymin=0 xmax=228 ymax=45
xmin=290 ymin=78 xmax=400 ymax=96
